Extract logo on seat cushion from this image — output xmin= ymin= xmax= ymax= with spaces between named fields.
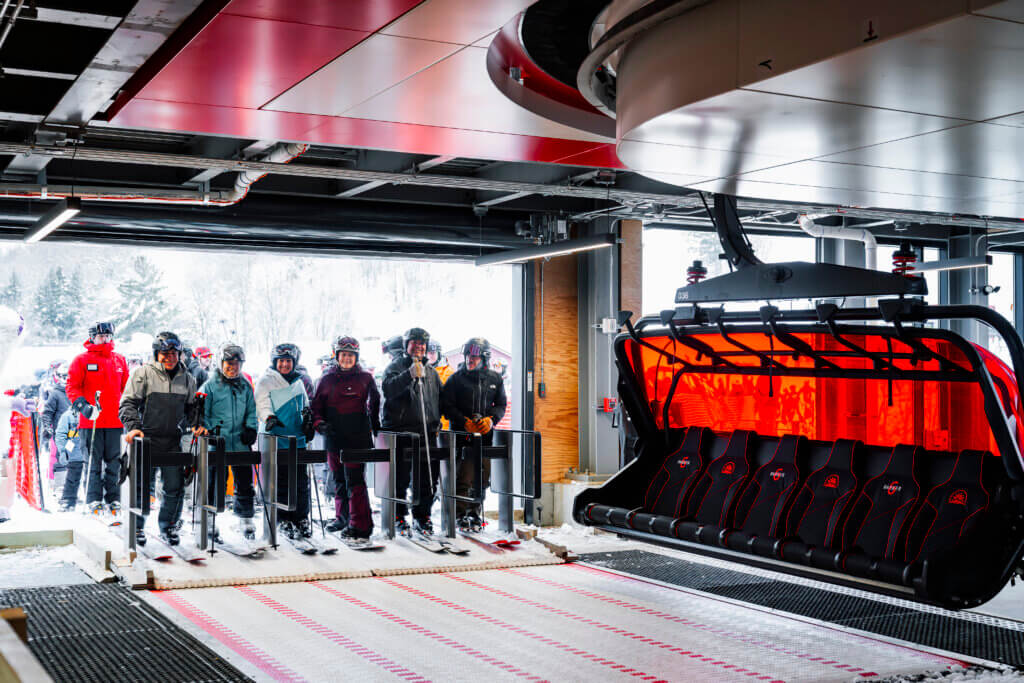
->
xmin=677 ymin=457 xmax=690 ymax=468
xmin=948 ymin=489 xmax=968 ymax=505
xmin=770 ymin=468 xmax=785 ymax=482
xmin=885 ymin=480 xmax=902 ymax=496
xmin=823 ymin=474 xmax=840 ymax=489
xmin=721 ymin=461 xmax=735 ymax=475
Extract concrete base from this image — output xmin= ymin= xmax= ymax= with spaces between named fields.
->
xmin=537 ymin=480 xmax=604 ymax=527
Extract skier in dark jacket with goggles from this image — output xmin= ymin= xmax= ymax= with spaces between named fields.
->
xmin=312 ymin=336 xmax=380 ymax=541
xmin=120 ymin=331 xmax=205 ymax=547
xmin=441 ymin=337 xmax=507 ymax=531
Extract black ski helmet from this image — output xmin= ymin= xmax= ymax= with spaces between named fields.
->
xmin=332 ymin=335 xmax=360 ymax=361
xmin=462 ymin=337 xmax=491 ymax=368
xmin=403 ymin=327 xmax=430 ymax=354
xmin=89 ymin=321 xmax=114 ymax=341
xmin=220 ymin=343 xmax=245 ymax=364
xmin=382 ymin=335 xmax=404 ymax=360
xmin=152 ymin=331 xmax=183 ymax=359
xmin=271 ymin=343 xmax=299 ymax=366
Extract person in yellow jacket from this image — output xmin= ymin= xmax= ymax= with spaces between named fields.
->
xmin=428 ymin=340 xmax=454 ymax=430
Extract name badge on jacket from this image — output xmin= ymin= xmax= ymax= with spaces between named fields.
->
xmin=87 ymin=364 xmax=99 ymax=371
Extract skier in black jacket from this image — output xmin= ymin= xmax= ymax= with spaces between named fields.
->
xmin=381 ymin=327 xmax=440 ymax=535
xmin=441 ymin=338 xmax=507 ymax=531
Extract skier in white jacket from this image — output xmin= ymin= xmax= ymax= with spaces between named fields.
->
xmin=254 ymin=343 xmax=315 ymax=540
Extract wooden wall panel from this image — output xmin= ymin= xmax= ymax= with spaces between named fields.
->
xmin=619 ymin=219 xmax=643 ymax=322
xmin=535 ymin=256 xmax=579 ymax=483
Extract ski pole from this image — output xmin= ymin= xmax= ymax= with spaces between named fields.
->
xmin=82 ymin=390 xmax=101 ymax=511
xmin=415 ymin=373 xmax=434 ymax=521
xmin=310 ymin=463 xmax=326 ymax=538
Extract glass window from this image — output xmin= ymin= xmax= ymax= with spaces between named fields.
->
xmin=642 ymin=228 xmax=815 ymax=313
xmin=987 ymin=252 xmax=1015 ymax=365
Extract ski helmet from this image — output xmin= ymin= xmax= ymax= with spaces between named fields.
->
xmin=152 ymin=331 xmax=182 ymax=359
xmin=89 ymin=321 xmax=114 ymax=341
xmin=462 ymin=337 xmax=491 ymax=368
xmin=195 ymin=345 xmax=213 ymax=359
xmin=52 ymin=362 xmax=69 ymax=390
xmin=220 ymin=343 xmax=245 ymax=364
xmin=271 ymin=343 xmax=299 ymax=366
xmin=427 ymin=340 xmax=442 ymax=367
xmin=382 ymin=335 xmax=404 ymax=360
xmin=332 ymin=336 xmax=360 ymax=361
xmin=403 ymin=327 xmax=430 ymax=353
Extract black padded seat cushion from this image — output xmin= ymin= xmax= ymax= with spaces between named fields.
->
xmin=904 ymin=449 xmax=991 ymax=563
xmin=643 ymin=426 xmax=712 ymax=517
xmin=684 ymin=430 xmax=756 ymax=526
xmin=732 ymin=434 xmax=805 ymax=538
xmin=786 ymin=439 xmax=861 ymax=552
xmin=843 ymin=444 xmax=922 ymax=565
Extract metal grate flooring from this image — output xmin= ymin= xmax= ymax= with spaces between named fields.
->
xmin=579 ymin=549 xmax=1024 ymax=668
xmin=0 ymin=584 xmax=251 ymax=682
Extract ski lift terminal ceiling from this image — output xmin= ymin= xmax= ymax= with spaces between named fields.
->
xmin=3 ymin=0 xmax=1024 ymax=257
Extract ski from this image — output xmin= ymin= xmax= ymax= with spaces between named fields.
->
xmin=280 ymin=533 xmax=318 ymax=555
xmin=304 ymin=534 xmax=339 ymax=555
xmin=332 ymin=534 xmax=385 ymax=552
xmin=436 ymin=537 xmax=470 ymax=555
xmin=459 ymin=528 xmax=520 ymax=548
xmin=207 ymin=537 xmax=266 ymax=558
xmin=135 ymin=535 xmax=174 ymax=561
xmin=401 ymin=529 xmax=447 ymax=553
xmin=146 ymin=532 xmax=205 ymax=563
xmin=454 ymin=530 xmax=505 ymax=554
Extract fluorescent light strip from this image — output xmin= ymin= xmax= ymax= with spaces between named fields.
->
xmin=23 ymin=197 xmax=81 ymax=243
xmin=475 ymin=233 xmax=616 ymax=266
xmin=913 ymin=255 xmax=992 ymax=273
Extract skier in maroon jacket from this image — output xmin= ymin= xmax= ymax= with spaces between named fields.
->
xmin=311 ymin=336 xmax=380 ymax=541
xmin=66 ymin=322 xmax=129 ymax=515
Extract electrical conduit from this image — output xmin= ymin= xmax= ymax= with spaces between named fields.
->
xmin=798 ymin=213 xmax=877 ymax=271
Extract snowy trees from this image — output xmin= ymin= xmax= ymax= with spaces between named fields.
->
xmin=30 ymin=267 xmax=83 ymax=342
xmin=114 ymin=256 xmax=175 ymax=337
xmin=0 ymin=274 xmax=20 ymax=309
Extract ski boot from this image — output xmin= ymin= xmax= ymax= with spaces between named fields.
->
xmin=161 ymin=527 xmax=180 ymax=546
xmin=279 ymin=521 xmax=298 ymax=541
xmin=136 ymin=528 xmax=147 ymax=547
xmin=172 ymin=519 xmax=184 ymax=533
xmin=108 ymin=502 xmax=121 ymax=517
xmin=296 ymin=518 xmax=313 ymax=539
xmin=340 ymin=526 xmax=373 ymax=541
xmin=413 ymin=517 xmax=434 ymax=537
xmin=457 ymin=513 xmax=483 ymax=533
xmin=396 ymin=518 xmax=411 ymax=537
xmin=325 ymin=518 xmax=346 ymax=533
xmin=210 ymin=527 xmax=222 ymax=543
xmin=88 ymin=501 xmax=104 ymax=516
xmin=58 ymin=501 xmax=75 ymax=513
xmin=237 ymin=518 xmax=256 ymax=540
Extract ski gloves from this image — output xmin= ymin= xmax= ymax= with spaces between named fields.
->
xmin=410 ymin=359 xmax=426 ymax=380
xmin=264 ymin=415 xmax=281 ymax=431
xmin=72 ymin=397 xmax=98 ymax=420
xmin=463 ymin=416 xmax=494 ymax=434
xmin=240 ymin=426 xmax=258 ymax=447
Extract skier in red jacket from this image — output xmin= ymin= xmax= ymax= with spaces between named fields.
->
xmin=66 ymin=322 xmax=129 ymax=516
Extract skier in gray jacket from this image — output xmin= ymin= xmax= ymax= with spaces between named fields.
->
xmin=119 ymin=331 xmax=205 ymax=547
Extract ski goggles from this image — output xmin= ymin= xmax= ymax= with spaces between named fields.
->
xmin=221 ymin=345 xmax=245 ymax=363
xmin=94 ymin=322 xmax=115 ymax=336
xmin=272 ymin=344 xmax=298 ymax=361
xmin=155 ymin=338 xmax=183 ymax=352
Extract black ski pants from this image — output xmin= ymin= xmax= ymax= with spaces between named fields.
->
xmin=395 ymin=432 xmax=439 ymax=523
xmin=82 ymin=428 xmax=122 ymax=504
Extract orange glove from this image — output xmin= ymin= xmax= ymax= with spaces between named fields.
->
xmin=474 ymin=416 xmax=493 ymax=434
xmin=464 ymin=418 xmax=480 ymax=434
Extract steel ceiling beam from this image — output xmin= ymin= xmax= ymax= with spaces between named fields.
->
xmin=4 ymin=0 xmax=205 ymax=176
xmin=336 ymin=154 xmax=454 ymax=198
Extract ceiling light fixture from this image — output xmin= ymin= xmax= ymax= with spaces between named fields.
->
xmin=475 ymin=233 xmax=616 ymax=266
xmin=23 ymin=197 xmax=81 ymax=243
xmin=912 ymin=255 xmax=992 ymax=273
